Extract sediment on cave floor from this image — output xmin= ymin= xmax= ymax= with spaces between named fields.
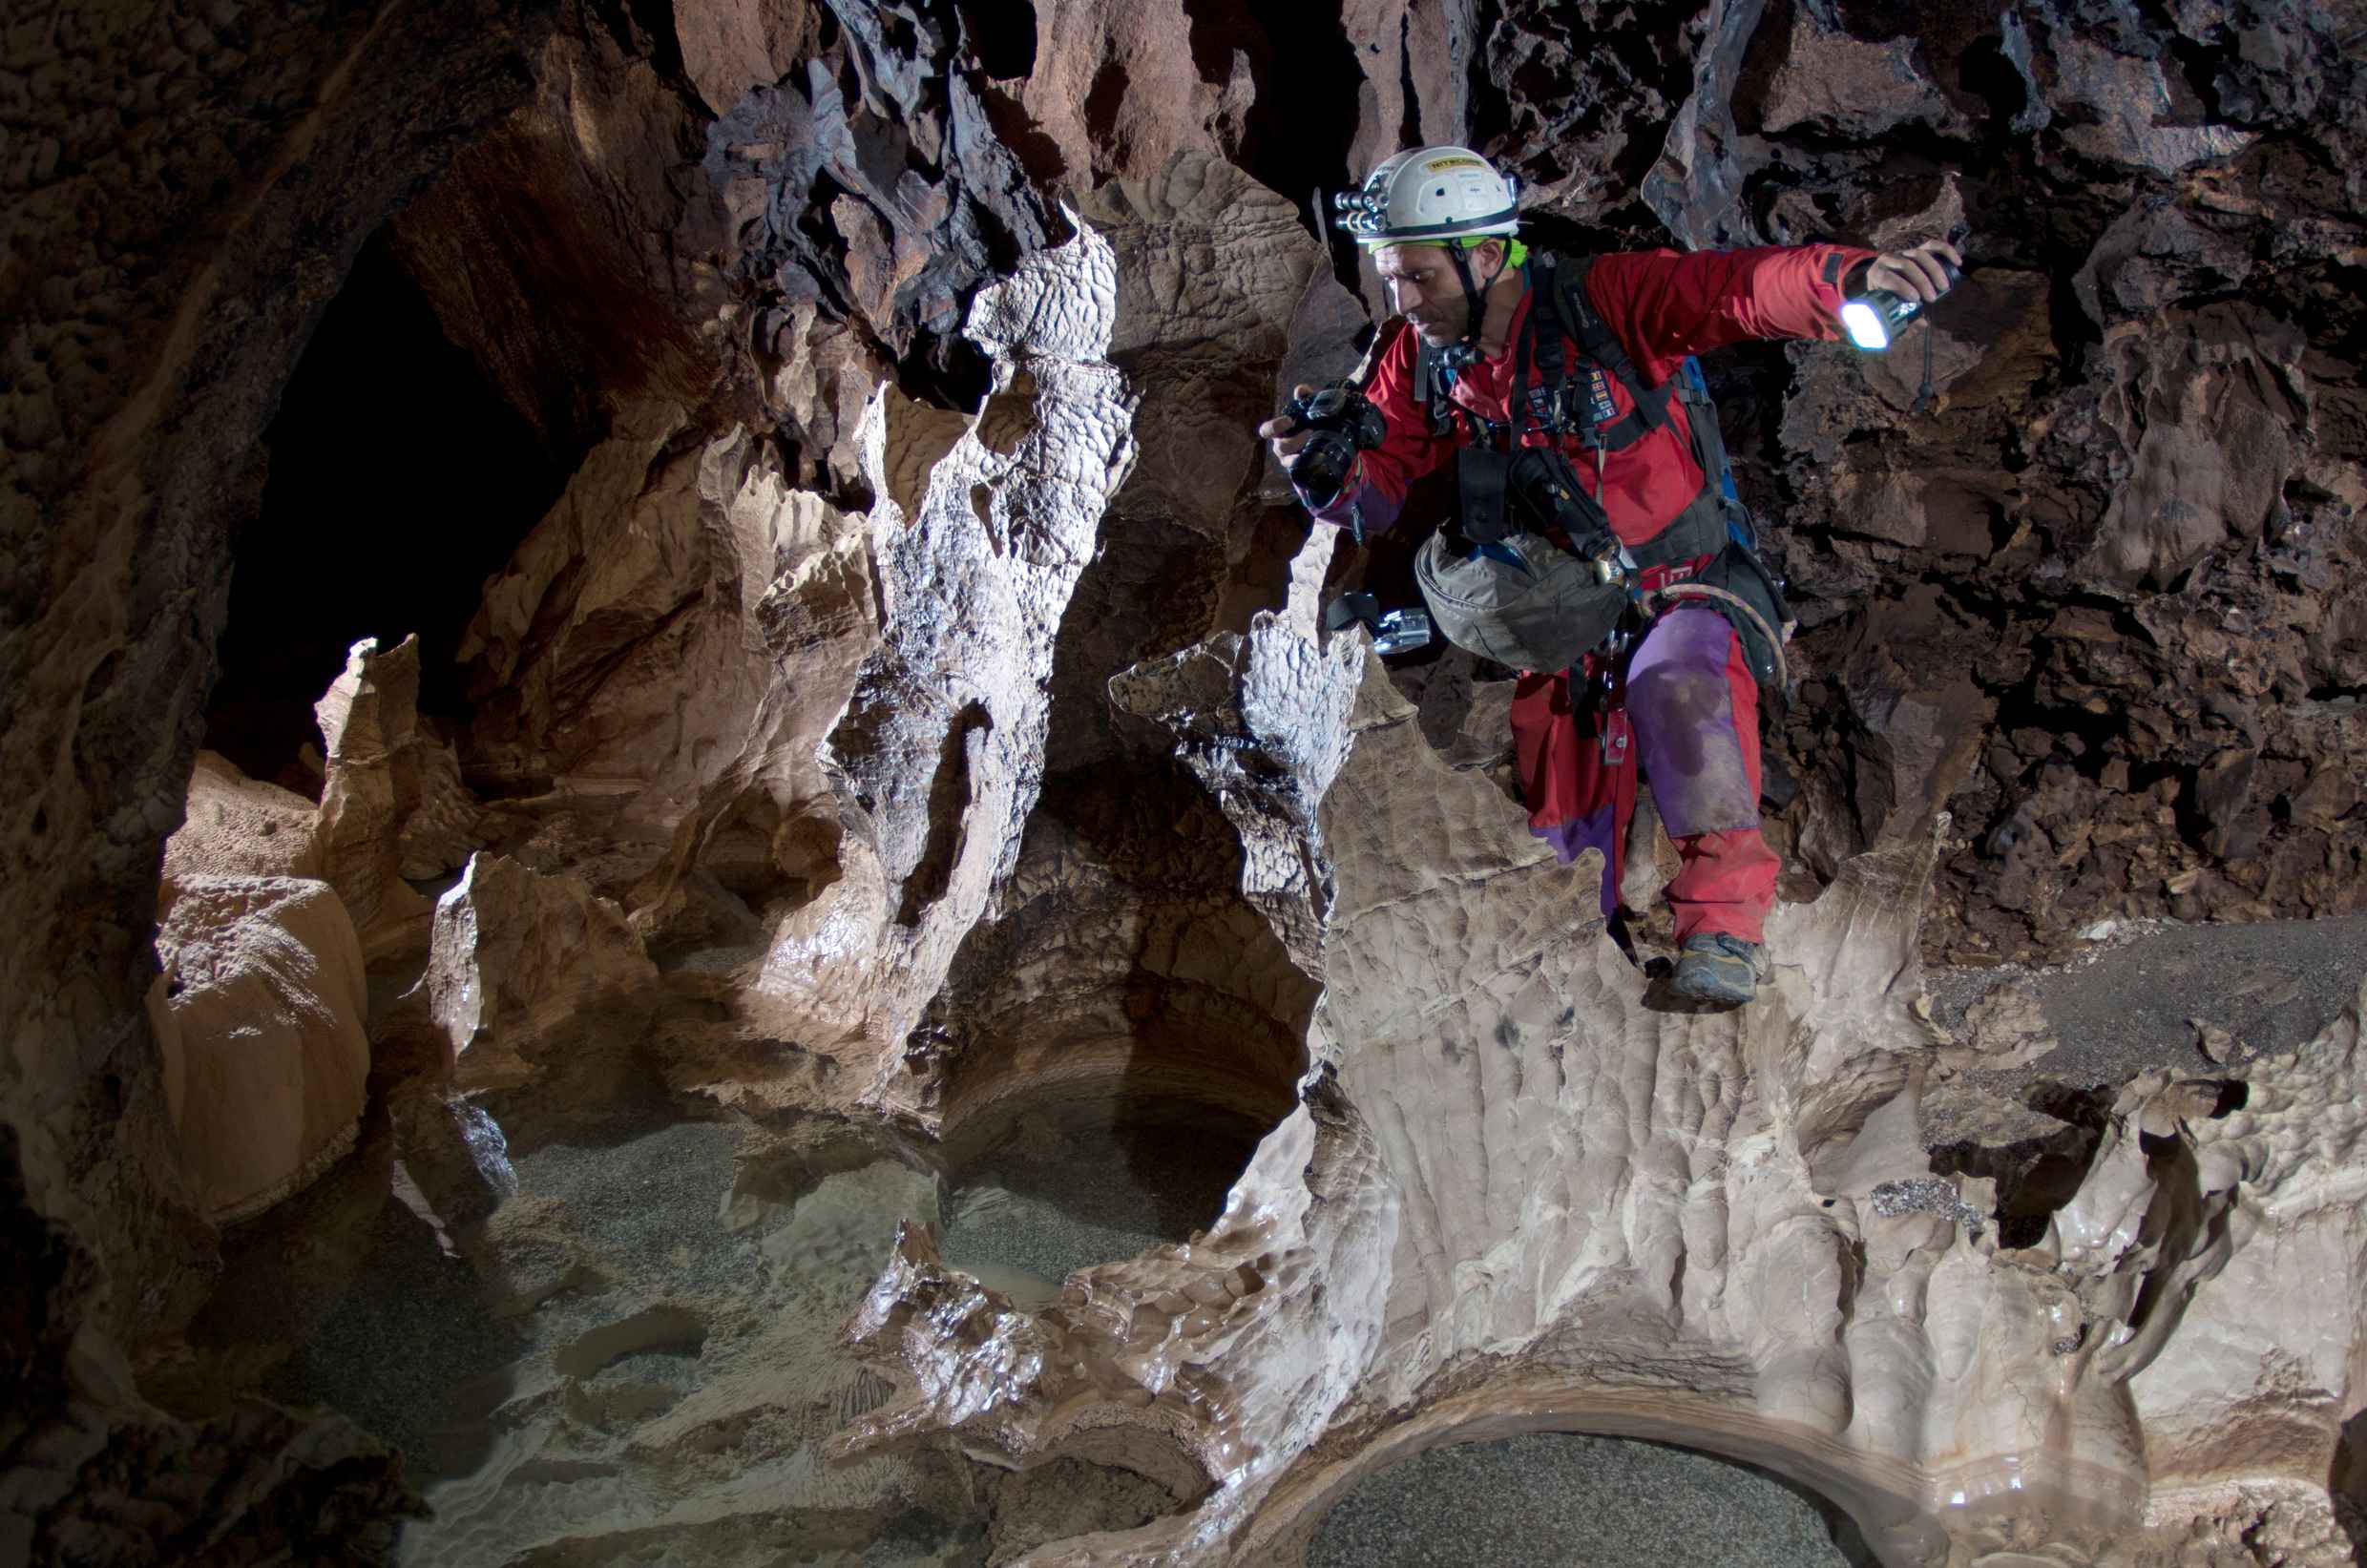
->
xmin=14 ymin=0 xmax=2367 ymax=1563
xmin=245 ymin=1086 xmax=1249 ymax=1565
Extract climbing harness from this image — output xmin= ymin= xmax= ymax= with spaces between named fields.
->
xmin=1409 ymin=251 xmax=1794 ymax=694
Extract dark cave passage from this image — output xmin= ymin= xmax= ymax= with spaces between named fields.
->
xmin=203 ymin=231 xmax=568 ymax=787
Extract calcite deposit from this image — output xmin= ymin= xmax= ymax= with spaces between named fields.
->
xmin=10 ymin=0 xmax=2367 ymax=1562
xmin=147 ymin=876 xmax=372 ymax=1223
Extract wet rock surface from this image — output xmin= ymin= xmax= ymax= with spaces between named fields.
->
xmin=252 ymin=1094 xmax=1225 ymax=1565
xmin=12 ymin=0 xmax=2367 ymax=1562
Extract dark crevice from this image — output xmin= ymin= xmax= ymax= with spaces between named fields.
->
xmin=588 ymin=0 xmax=686 ymax=88
xmin=1396 ymin=14 xmax=1421 ymax=148
xmin=206 ymin=230 xmax=571 ymax=787
xmin=898 ymin=701 xmax=992 ymax=928
xmin=1180 ymin=0 xmax=1360 ymax=221
xmin=895 ymin=332 xmax=996 ymax=415
xmin=957 ymin=0 xmax=1037 ymax=80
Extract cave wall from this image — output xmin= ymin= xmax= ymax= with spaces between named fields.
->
xmin=2 ymin=0 xmax=577 ymax=1549
xmin=9 ymin=0 xmax=2367 ymax=1558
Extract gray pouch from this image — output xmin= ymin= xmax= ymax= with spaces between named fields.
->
xmin=1414 ymin=529 xmax=1628 ymax=673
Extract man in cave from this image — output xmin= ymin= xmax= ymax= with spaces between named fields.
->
xmin=1263 ymin=145 xmax=1959 ymax=1007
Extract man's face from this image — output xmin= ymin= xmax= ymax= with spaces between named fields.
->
xmin=1372 ymin=240 xmax=1502 ymax=344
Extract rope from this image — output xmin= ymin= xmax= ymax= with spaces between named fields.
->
xmin=1641 ymin=580 xmax=1793 ymax=693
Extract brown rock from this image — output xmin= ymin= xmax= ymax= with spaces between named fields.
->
xmin=1759 ymin=9 xmax=1966 ymax=140
xmin=397 ymin=724 xmax=488 ymax=882
xmin=148 ymin=877 xmax=371 ymax=1223
xmin=388 ymin=1086 xmax=517 ymax=1232
xmin=673 ymin=0 xmax=815 ymax=117
xmin=313 ymin=636 xmax=438 ymax=967
xmin=384 ymin=29 xmax=732 ymax=463
xmin=1005 ymin=0 xmax=1253 ymax=188
xmin=160 ymin=751 xmax=325 ymax=904
xmin=2084 ymin=307 xmax=2302 ymax=592
xmin=428 ymin=852 xmax=659 ymax=1093
xmin=2047 ymin=31 xmax=2257 ymax=176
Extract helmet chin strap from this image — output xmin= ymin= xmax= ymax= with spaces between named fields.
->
xmin=1440 ymin=242 xmax=1502 ymax=369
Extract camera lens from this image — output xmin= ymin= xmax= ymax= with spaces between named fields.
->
xmin=1294 ymin=430 xmax=1356 ymax=508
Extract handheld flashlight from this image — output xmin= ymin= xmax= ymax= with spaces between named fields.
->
xmin=1841 ymin=260 xmax=1961 ymax=350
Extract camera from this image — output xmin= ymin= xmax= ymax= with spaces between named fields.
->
xmin=1325 ymin=591 xmax=1432 ymax=656
xmin=1279 ymin=383 xmax=1388 ymax=509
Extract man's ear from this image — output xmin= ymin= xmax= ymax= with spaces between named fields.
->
xmin=1474 ymin=239 xmax=1507 ymax=277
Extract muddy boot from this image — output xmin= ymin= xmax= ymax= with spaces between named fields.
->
xmin=1672 ymin=932 xmax=1758 ymax=1006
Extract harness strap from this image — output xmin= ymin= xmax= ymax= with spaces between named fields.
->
xmin=1551 ymin=257 xmax=1675 ymax=450
xmin=1415 ymin=249 xmax=1752 ymax=571
xmin=1623 ymin=488 xmax=1729 ymax=571
xmin=1643 ymin=580 xmax=1791 ymax=691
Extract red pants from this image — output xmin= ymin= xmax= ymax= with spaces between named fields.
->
xmin=1515 ymin=606 xmax=1779 ymax=945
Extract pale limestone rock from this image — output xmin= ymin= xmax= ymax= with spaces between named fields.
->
xmin=159 ymin=750 xmax=324 ymax=901
xmin=839 ymin=596 xmax=2367 ymax=1564
xmin=429 ymin=851 xmax=659 ymax=1093
xmin=147 ymin=876 xmax=370 ymax=1223
xmin=733 ymin=219 xmax=1134 ymax=1109
xmin=313 ymin=635 xmax=436 ymax=966
xmin=868 ymin=157 xmax=1330 ymax=1171
xmin=1945 ymin=979 xmax=2059 ymax=1071
xmin=1074 ymin=154 xmax=1324 ymax=728
xmin=460 ymin=402 xmax=742 ymax=817
xmin=622 ymin=436 xmax=879 ymax=952
xmin=459 ymin=403 xmax=876 ymax=946
xmin=398 ymin=725 xmax=487 ymax=882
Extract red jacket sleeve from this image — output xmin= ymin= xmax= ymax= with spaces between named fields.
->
xmin=1296 ymin=323 xmax=1452 ymax=535
xmin=1582 ymin=243 xmax=1876 ymax=380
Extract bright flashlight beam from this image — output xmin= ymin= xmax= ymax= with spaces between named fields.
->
xmin=1841 ymin=299 xmax=1891 ymax=350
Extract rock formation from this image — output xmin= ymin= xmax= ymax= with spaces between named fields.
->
xmin=851 ymin=609 xmax=2367 ymax=1563
xmin=148 ymin=876 xmax=373 ymax=1223
xmin=428 ymin=851 xmax=661 ymax=1094
xmin=314 ymin=636 xmax=441 ymax=966
xmin=10 ymin=0 xmax=2367 ymax=1562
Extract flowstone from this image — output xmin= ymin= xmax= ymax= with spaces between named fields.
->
xmin=835 ymin=603 xmax=2367 ymax=1566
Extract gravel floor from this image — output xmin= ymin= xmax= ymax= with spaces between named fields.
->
xmin=1925 ymin=910 xmax=2367 ymax=1085
xmin=1308 ymin=1432 xmax=1869 ymax=1568
xmin=263 ymin=1195 xmax=521 ymax=1478
xmin=510 ymin=1117 xmax=752 ymax=1299
xmin=939 ymin=1108 xmax=1257 ymax=1287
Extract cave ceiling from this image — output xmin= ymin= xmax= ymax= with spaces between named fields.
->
xmin=9 ymin=0 xmax=2367 ymax=1562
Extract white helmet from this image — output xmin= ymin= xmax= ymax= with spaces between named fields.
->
xmin=1334 ymin=146 xmax=1521 ymax=245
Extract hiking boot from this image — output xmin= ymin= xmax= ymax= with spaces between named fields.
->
xmin=1672 ymin=932 xmax=1759 ymax=1006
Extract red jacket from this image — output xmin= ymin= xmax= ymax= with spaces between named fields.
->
xmin=1307 ymin=244 xmax=1875 ymax=545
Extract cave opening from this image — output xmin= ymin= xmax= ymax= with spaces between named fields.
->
xmin=957 ymin=0 xmax=1038 ymax=80
xmin=203 ymin=229 xmax=569 ymax=789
